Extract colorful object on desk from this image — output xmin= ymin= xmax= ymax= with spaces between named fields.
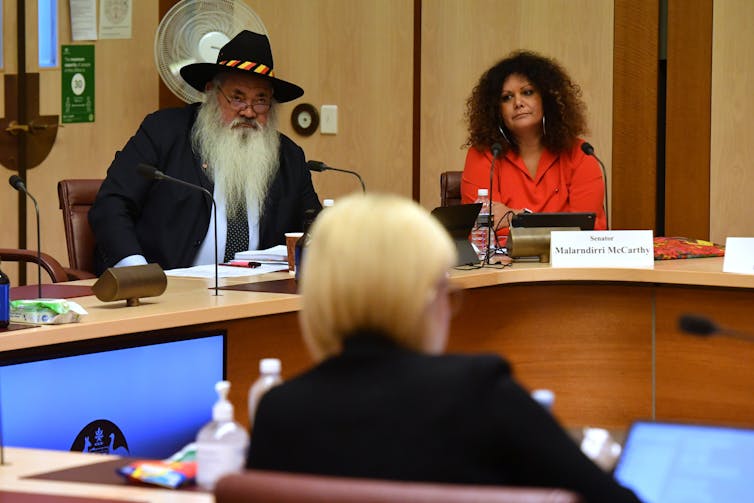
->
xmin=117 ymin=443 xmax=197 ymax=489
xmin=10 ymin=299 xmax=87 ymax=324
xmin=653 ymin=236 xmax=725 ymax=260
xmin=222 ymin=260 xmax=261 ymax=268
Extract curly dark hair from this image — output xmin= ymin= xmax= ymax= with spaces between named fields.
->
xmin=464 ymin=50 xmax=588 ymax=154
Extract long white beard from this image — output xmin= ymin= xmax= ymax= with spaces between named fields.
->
xmin=191 ymin=93 xmax=280 ymax=216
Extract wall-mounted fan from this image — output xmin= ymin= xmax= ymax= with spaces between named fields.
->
xmin=155 ymin=0 xmax=268 ymax=104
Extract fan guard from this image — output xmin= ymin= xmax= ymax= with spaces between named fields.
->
xmin=155 ymin=0 xmax=268 ymax=104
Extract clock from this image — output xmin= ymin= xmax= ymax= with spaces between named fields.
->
xmin=291 ymin=103 xmax=319 ymax=136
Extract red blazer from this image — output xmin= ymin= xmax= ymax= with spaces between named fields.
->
xmin=461 ymin=140 xmax=607 ymax=233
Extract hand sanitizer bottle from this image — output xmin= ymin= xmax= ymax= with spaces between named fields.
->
xmin=195 ymin=381 xmax=249 ymax=490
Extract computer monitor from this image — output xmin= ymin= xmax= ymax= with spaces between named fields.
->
xmin=0 ymin=330 xmax=225 ymax=459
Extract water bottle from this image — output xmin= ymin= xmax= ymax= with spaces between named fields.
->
xmin=195 ymin=381 xmax=249 ymax=490
xmin=470 ymin=188 xmax=492 ymax=260
xmin=248 ymin=358 xmax=283 ymax=431
xmin=0 ymin=259 xmax=9 ymax=328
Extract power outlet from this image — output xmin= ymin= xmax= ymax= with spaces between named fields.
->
xmin=320 ymin=105 xmax=338 ymax=134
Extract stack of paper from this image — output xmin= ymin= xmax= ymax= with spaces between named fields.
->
xmin=234 ymin=245 xmax=288 ymax=263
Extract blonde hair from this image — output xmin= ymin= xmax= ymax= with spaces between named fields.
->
xmin=299 ymin=193 xmax=457 ymax=361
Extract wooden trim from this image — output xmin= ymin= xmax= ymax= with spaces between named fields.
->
xmin=612 ymin=0 xmax=659 ymax=231
xmin=412 ymin=0 xmax=422 ymax=202
xmin=664 ymin=0 xmax=712 ymax=239
xmin=158 ymin=0 xmax=185 ymax=109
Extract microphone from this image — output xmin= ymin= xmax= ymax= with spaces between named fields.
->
xmin=306 ymin=160 xmax=366 ymax=193
xmin=678 ymin=314 xmax=754 ymax=343
xmin=484 ymin=143 xmax=503 ymax=265
xmin=580 ymin=142 xmax=610 ymax=230
xmin=136 ymin=164 xmax=219 ymax=295
xmin=8 ymin=175 xmax=42 ymax=298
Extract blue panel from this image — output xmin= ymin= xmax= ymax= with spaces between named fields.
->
xmin=38 ymin=0 xmax=58 ymax=68
xmin=0 ymin=334 xmax=225 ymax=459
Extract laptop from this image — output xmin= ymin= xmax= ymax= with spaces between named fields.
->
xmin=431 ymin=203 xmax=482 ymax=266
xmin=510 ymin=211 xmax=596 ymax=230
xmin=613 ymin=420 xmax=754 ymax=503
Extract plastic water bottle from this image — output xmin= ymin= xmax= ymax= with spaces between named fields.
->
xmin=470 ymin=188 xmax=492 ymax=260
xmin=0 ymin=259 xmax=9 ymax=328
xmin=195 ymin=381 xmax=249 ymax=490
xmin=248 ymin=358 xmax=283 ymax=431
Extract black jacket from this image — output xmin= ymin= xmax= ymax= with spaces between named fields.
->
xmin=89 ymin=104 xmax=321 ymax=273
xmin=247 ymin=332 xmax=641 ymax=503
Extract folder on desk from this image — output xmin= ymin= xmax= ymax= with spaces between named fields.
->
xmin=431 ymin=203 xmax=482 ymax=266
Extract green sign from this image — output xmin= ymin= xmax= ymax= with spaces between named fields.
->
xmin=61 ymin=45 xmax=95 ymax=124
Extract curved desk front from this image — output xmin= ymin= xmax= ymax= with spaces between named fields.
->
xmin=2 ymin=258 xmax=753 ymax=430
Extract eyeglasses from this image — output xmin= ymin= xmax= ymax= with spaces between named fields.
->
xmin=217 ymin=86 xmax=272 ymax=114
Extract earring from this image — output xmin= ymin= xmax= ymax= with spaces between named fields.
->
xmin=542 ymin=116 xmax=546 ymax=136
xmin=498 ymin=124 xmax=511 ymax=144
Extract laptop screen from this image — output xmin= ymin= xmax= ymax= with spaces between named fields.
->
xmin=613 ymin=421 xmax=754 ymax=503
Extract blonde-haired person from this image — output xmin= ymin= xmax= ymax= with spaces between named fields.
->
xmin=246 ymin=193 xmax=639 ymax=503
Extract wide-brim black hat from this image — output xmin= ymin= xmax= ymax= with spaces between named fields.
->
xmin=180 ymin=30 xmax=304 ymax=103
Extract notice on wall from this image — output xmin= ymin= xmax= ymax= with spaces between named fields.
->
xmin=99 ymin=0 xmax=132 ymax=39
xmin=70 ymin=0 xmax=98 ymax=41
xmin=62 ymin=45 xmax=95 ymax=124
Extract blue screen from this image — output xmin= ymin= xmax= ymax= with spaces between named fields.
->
xmin=0 ymin=334 xmax=224 ymax=459
xmin=614 ymin=421 xmax=754 ymax=503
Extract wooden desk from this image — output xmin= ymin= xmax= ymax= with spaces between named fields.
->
xmin=2 ymin=259 xmax=753 ymax=431
xmin=0 ymin=447 xmax=211 ymax=502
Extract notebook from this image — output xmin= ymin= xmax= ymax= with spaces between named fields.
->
xmin=431 ymin=203 xmax=482 ymax=266
xmin=613 ymin=420 xmax=754 ymax=503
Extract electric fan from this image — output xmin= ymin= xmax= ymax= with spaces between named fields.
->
xmin=155 ymin=0 xmax=268 ymax=103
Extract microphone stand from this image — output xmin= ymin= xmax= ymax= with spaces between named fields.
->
xmin=137 ymin=165 xmax=219 ymax=295
xmin=8 ymin=176 xmax=42 ymax=298
xmin=485 ymin=144 xmax=502 ymax=265
xmin=581 ymin=143 xmax=610 ymax=229
xmin=307 ymin=161 xmax=366 ymax=193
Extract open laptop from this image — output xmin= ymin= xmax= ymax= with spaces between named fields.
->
xmin=431 ymin=203 xmax=482 ymax=266
xmin=510 ymin=211 xmax=596 ymax=230
xmin=613 ymin=420 xmax=754 ymax=503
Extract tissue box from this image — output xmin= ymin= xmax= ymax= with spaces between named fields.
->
xmin=10 ymin=299 xmax=88 ymax=324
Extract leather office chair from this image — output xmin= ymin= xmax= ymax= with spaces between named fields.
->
xmin=0 ymin=248 xmax=70 ymax=284
xmin=215 ymin=470 xmax=583 ymax=503
xmin=57 ymin=179 xmax=102 ymax=279
xmin=440 ymin=170 xmax=463 ymax=207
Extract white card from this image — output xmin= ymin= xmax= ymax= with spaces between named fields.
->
xmin=723 ymin=237 xmax=754 ymax=275
xmin=550 ymin=230 xmax=654 ymax=269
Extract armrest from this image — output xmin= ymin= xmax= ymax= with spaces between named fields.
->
xmin=0 ymin=248 xmax=70 ymax=283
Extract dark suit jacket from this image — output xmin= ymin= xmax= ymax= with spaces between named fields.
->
xmin=247 ymin=332 xmax=641 ymax=503
xmin=89 ymin=104 xmax=321 ymax=273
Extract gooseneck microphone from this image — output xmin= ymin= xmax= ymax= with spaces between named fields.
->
xmin=9 ymin=175 xmax=42 ymax=298
xmin=485 ymin=143 xmax=503 ymax=265
xmin=679 ymin=314 xmax=754 ymax=343
xmin=136 ymin=164 xmax=219 ymax=295
xmin=580 ymin=142 xmax=610 ymax=230
xmin=306 ymin=160 xmax=366 ymax=193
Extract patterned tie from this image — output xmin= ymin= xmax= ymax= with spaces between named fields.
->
xmin=224 ymin=201 xmax=249 ymax=262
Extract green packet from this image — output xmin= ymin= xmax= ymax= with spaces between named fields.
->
xmin=10 ymin=298 xmax=88 ymax=324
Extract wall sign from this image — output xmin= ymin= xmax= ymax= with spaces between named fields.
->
xmin=62 ymin=45 xmax=95 ymax=124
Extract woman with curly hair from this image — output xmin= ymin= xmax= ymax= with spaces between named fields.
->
xmin=461 ymin=50 xmax=607 ymax=238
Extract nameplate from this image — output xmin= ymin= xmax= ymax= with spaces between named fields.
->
xmin=550 ymin=230 xmax=654 ymax=269
xmin=723 ymin=237 xmax=754 ymax=275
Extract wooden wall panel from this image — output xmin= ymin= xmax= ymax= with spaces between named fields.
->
xmin=612 ymin=0 xmax=658 ymax=231
xmin=0 ymin=2 xmax=159 ymax=285
xmin=247 ymin=0 xmax=414 ymax=202
xmin=710 ymin=0 xmax=754 ymax=243
xmin=665 ymin=0 xmax=712 ymax=240
xmin=420 ymin=0 xmax=614 ymax=211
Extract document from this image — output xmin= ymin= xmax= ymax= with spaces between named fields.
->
xmin=166 ymin=263 xmax=288 ymax=278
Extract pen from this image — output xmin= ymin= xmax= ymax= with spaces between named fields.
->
xmin=221 ymin=260 xmax=261 ymax=268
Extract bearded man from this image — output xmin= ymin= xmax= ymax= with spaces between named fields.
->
xmin=89 ymin=31 xmax=321 ymax=274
